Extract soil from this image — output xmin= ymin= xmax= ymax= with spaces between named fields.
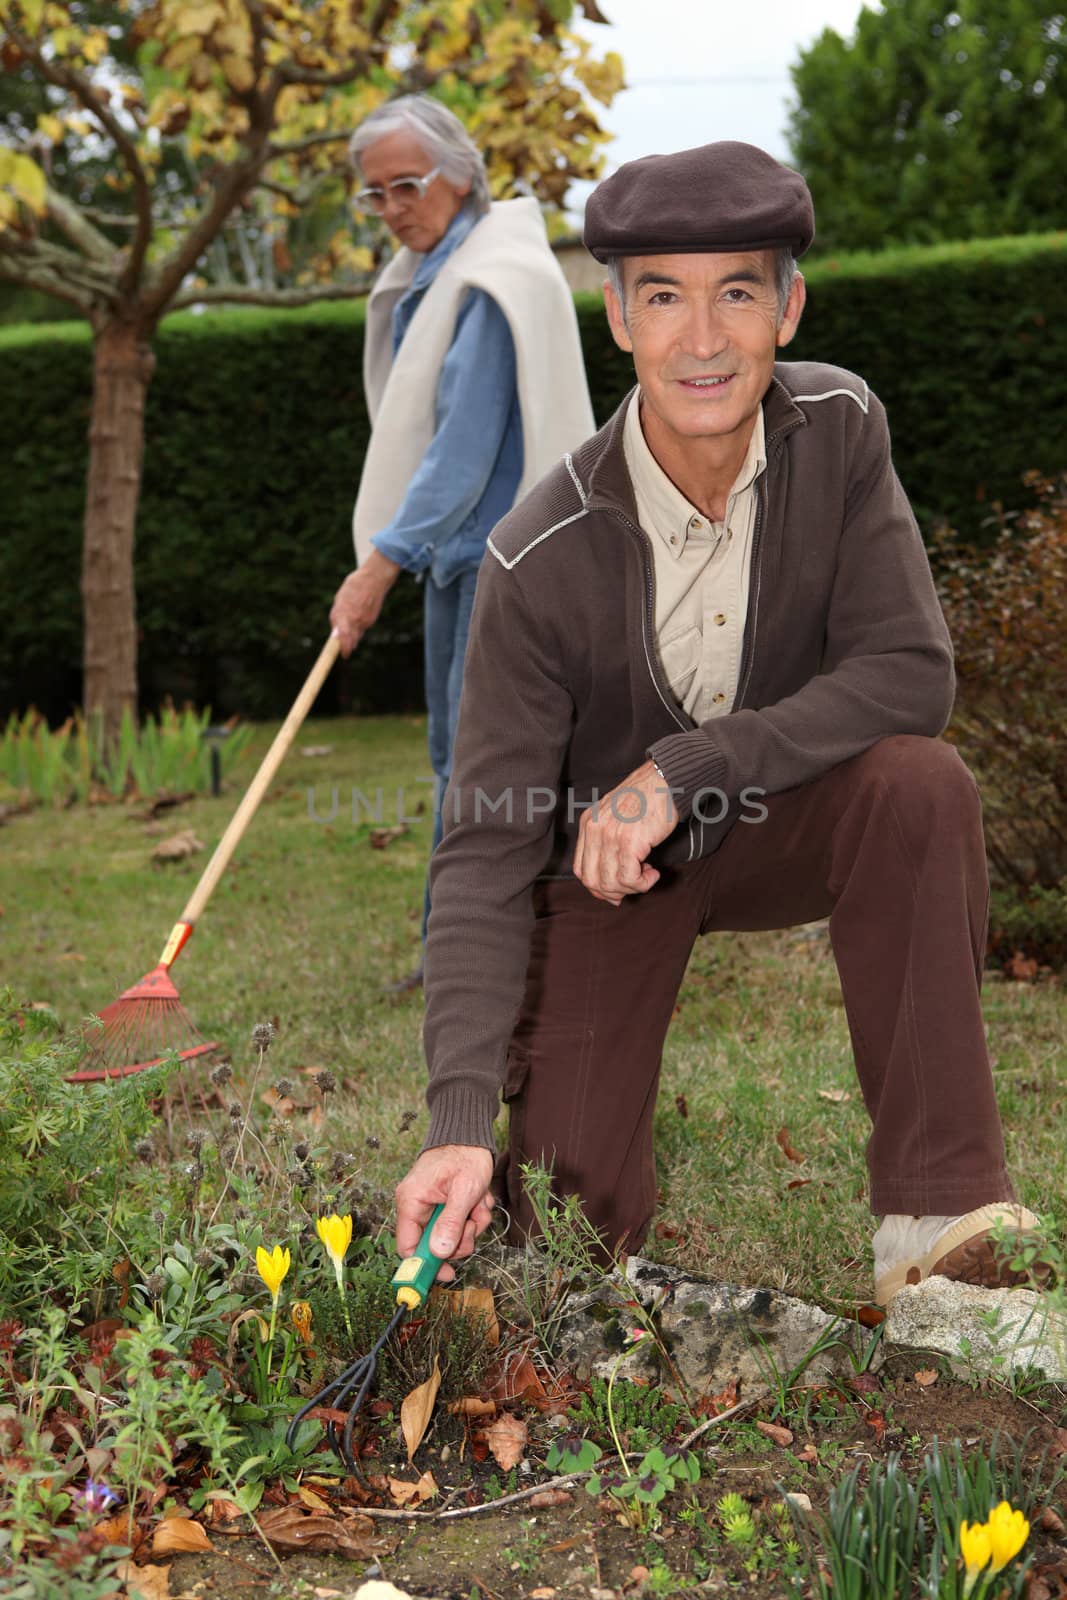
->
xmin=155 ymin=1353 xmax=1067 ymax=1600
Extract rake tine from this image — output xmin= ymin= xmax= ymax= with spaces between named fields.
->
xmin=341 ymin=1304 xmax=407 ymax=1468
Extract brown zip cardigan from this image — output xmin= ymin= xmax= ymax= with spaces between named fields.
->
xmin=422 ymin=361 xmax=956 ymax=1154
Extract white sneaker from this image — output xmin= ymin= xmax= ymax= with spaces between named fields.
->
xmin=873 ymin=1204 xmax=1043 ymax=1305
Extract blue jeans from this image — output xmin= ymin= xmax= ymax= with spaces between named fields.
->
xmin=422 ymin=566 xmax=480 ymax=938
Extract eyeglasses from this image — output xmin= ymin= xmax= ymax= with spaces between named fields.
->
xmin=354 ymin=166 xmax=442 ymax=214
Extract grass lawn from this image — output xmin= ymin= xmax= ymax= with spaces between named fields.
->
xmin=2 ymin=712 xmax=1064 ymax=1310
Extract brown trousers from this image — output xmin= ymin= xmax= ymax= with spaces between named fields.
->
xmin=498 ymin=735 xmax=1013 ymax=1256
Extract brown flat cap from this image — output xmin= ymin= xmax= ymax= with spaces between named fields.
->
xmin=583 ymin=141 xmax=814 ymax=262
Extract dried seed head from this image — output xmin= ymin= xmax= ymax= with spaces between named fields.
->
xmin=328 ymin=1152 xmax=353 ymax=1182
xmin=365 ymin=1136 xmax=380 ymax=1150
xmin=146 ymin=1271 xmax=167 ymax=1300
xmin=228 ymin=1101 xmax=244 ymax=1122
xmin=397 ymin=1110 xmax=417 ymax=1133
xmin=185 ymin=1161 xmax=204 ymax=1185
xmin=134 ymin=1139 xmax=155 ymax=1162
xmin=291 ymin=1164 xmax=313 ymax=1189
xmin=251 ymin=1021 xmax=275 ymax=1052
xmin=272 ymin=1079 xmax=294 ymax=1100
xmin=293 ymin=1141 xmax=310 ymax=1161
xmin=210 ymin=1062 xmax=233 ymax=1087
xmin=195 ymin=1248 xmax=214 ymax=1269
xmin=314 ymin=1070 xmax=337 ymax=1095
xmin=151 ymin=1208 xmax=166 ymax=1228
xmin=185 ymin=1130 xmax=206 ymax=1155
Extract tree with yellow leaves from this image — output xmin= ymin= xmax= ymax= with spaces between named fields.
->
xmin=0 ymin=0 xmax=622 ymax=736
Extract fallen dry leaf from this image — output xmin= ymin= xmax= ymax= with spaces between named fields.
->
xmin=913 ymin=1368 xmax=939 ymax=1387
xmin=297 ymin=1487 xmax=333 ymax=1513
xmin=116 ymin=1558 xmax=170 ymax=1599
xmin=401 ymin=1355 xmax=441 ymax=1461
xmin=151 ymin=1516 xmax=212 ymax=1555
xmin=206 ymin=1497 xmax=244 ymax=1524
xmin=795 ymin=1443 xmax=819 ymax=1464
xmin=387 ymin=1471 xmax=439 ymax=1507
xmin=697 ymin=1378 xmax=739 ymax=1417
xmin=300 ymin=745 xmax=334 ymax=758
xmin=369 ymin=824 xmax=410 ymax=850
xmin=483 ymin=1412 xmax=528 ymax=1470
xmin=528 ymin=1489 xmax=574 ymax=1510
xmin=151 ymin=828 xmax=204 ymax=863
xmin=96 ymin=1511 xmax=132 ymax=1548
xmin=1006 ymin=950 xmax=1040 ymax=982
xmin=775 ymin=1127 xmax=805 ymax=1164
xmin=446 ymin=1397 xmax=497 ymax=1417
xmin=430 ymin=1284 xmax=500 ymax=1347
xmin=817 ymin=1088 xmax=851 ymax=1103
xmin=531 ymin=1589 xmax=558 ymax=1599
xmin=755 ymin=1420 xmax=794 ymax=1447
xmin=257 ymin=1505 xmax=382 ymax=1556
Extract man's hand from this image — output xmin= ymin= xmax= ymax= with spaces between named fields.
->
xmin=329 ymin=550 xmax=401 ymax=656
xmin=572 ymin=758 xmax=678 ymax=906
xmin=395 ymin=1144 xmax=495 ymax=1285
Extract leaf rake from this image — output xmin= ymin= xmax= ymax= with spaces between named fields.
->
xmin=71 ymin=635 xmax=340 ymax=1081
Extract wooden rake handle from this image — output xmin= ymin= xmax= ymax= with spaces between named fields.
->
xmin=178 ymin=632 xmax=341 ymax=929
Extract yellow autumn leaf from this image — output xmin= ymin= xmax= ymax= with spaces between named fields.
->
xmin=161 ymin=35 xmax=202 ymax=70
xmin=0 ymin=152 xmax=47 ymax=215
xmin=174 ymin=2 xmax=224 ymax=35
xmin=81 ymin=29 xmax=108 ymax=63
xmin=221 ymin=52 xmax=254 ymax=91
xmin=400 ymin=1354 xmax=441 ymax=1462
xmin=37 ymin=114 xmax=65 ymax=143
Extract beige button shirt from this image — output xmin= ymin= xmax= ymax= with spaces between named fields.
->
xmin=623 ymin=390 xmax=766 ymax=723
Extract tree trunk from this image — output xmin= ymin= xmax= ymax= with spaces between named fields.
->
xmin=80 ymin=316 xmax=155 ymax=742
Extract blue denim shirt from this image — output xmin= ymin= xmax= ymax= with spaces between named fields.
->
xmin=370 ymin=207 xmax=524 ymax=588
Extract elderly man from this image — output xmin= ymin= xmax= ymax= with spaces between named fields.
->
xmin=331 ymin=95 xmax=593 ymax=986
xmin=394 ymin=141 xmax=1040 ymax=1305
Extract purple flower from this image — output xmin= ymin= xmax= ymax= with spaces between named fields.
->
xmin=77 ymin=1479 xmax=121 ymax=1514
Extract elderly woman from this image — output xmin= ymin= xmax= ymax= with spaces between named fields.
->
xmin=331 ymin=96 xmax=594 ymax=987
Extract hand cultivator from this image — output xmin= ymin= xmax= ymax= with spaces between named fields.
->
xmin=71 ymin=634 xmax=341 ymax=1081
xmin=287 ymin=1206 xmax=445 ymax=1468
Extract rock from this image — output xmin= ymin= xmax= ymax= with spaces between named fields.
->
xmin=884 ymin=1279 xmax=1067 ymax=1378
xmin=151 ymin=827 xmax=204 ymax=862
xmin=554 ymin=1255 xmax=874 ymax=1395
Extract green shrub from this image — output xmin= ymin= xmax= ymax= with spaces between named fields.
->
xmin=936 ymin=474 xmax=1067 ymax=968
xmin=2 ymin=232 xmax=1064 ymax=721
xmin=0 ymin=992 xmax=172 ymax=1317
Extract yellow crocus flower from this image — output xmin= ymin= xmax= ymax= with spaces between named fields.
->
xmin=987 ymin=1500 xmax=1029 ymax=1572
xmin=960 ymin=1519 xmax=993 ymax=1595
xmin=316 ymin=1212 xmax=355 ymax=1340
xmin=255 ymin=1244 xmax=291 ymax=1301
xmin=315 ymin=1212 xmax=353 ymax=1273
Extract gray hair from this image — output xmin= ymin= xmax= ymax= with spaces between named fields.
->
xmin=349 ymin=95 xmax=490 ymax=216
xmin=606 ymin=247 xmax=798 ymax=323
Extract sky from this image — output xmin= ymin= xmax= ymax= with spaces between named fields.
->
xmin=567 ymin=0 xmax=869 ymax=221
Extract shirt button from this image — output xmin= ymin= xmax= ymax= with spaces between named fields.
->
xmin=712 ymin=692 xmax=726 ymax=704
xmin=669 ymin=535 xmax=677 ymax=545
xmin=689 ymin=516 xmax=702 ymax=530
xmin=713 ymin=612 xmax=726 ymax=626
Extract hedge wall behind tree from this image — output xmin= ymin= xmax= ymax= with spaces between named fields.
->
xmin=2 ymin=231 xmax=1065 ymax=722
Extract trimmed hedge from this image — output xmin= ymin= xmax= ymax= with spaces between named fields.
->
xmin=2 ymin=231 xmax=1065 ymax=721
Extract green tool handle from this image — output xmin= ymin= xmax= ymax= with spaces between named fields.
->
xmin=391 ymin=1203 xmax=445 ymax=1309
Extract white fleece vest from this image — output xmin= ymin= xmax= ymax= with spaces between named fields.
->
xmin=352 ymin=198 xmax=595 ymax=564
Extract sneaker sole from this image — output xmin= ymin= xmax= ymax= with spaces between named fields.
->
xmin=875 ymin=1204 xmax=1044 ymax=1304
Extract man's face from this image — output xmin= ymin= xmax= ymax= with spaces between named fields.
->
xmin=359 ymin=129 xmax=470 ymax=254
xmin=603 ymin=250 xmax=805 ymax=454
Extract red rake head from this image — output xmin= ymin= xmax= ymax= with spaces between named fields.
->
xmin=70 ymin=963 xmax=219 ymax=1083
